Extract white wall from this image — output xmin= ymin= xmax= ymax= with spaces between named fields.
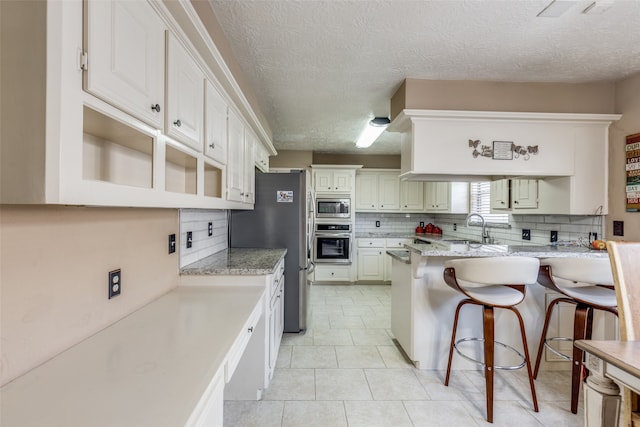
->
xmin=0 ymin=206 xmax=179 ymax=386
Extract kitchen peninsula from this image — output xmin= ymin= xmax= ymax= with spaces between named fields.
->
xmin=390 ymin=235 xmax=611 ymax=370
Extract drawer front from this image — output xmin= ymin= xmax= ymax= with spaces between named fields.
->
xmin=270 ymin=258 xmax=285 ymax=298
xmin=314 ymin=265 xmax=351 ymax=281
xmin=225 ymin=297 xmax=263 ymax=383
xmin=385 ymin=238 xmax=411 ymax=248
xmin=357 ymin=238 xmax=385 ymax=248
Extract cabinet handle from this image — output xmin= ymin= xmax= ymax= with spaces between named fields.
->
xmin=150 ymin=103 xmax=161 ymax=113
xmin=248 ymin=326 xmax=254 ymax=333
xmin=173 ymin=119 xmax=182 ymax=127
xmin=209 ymin=142 xmax=215 ymax=149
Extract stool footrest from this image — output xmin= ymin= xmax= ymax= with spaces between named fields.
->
xmin=543 ymin=337 xmax=573 ymax=361
xmin=454 ymin=337 xmax=526 ymax=371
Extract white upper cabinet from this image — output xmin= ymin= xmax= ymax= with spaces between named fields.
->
xmin=227 ymin=109 xmax=245 ymax=202
xmin=400 ymin=181 xmax=424 ymax=211
xmin=490 ymin=179 xmax=510 ymax=210
xmin=355 ymin=171 xmax=399 ymax=211
xmin=204 ymin=80 xmax=227 ymax=164
xmin=85 ymin=0 xmax=165 ymax=129
xmin=512 ymin=179 xmax=539 ymax=209
xmin=243 ymin=131 xmax=256 ymax=204
xmin=166 ymin=33 xmax=204 ymax=151
xmin=424 ymin=182 xmax=450 ymax=211
xmin=378 ymin=174 xmax=401 ymax=211
xmin=255 ymin=142 xmax=270 ymax=173
xmin=313 ymin=170 xmax=355 ymax=193
xmin=355 ymin=173 xmax=378 ymax=211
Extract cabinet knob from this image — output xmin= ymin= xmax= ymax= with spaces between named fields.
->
xmin=173 ymin=119 xmax=182 ymax=127
xmin=514 ymin=200 xmax=519 ymax=204
xmin=240 ymin=192 xmax=245 ymax=196
xmin=209 ymin=142 xmax=215 ymax=149
xmin=248 ymin=326 xmax=254 ymax=333
xmin=150 ymin=103 xmax=161 ymax=113
xmin=501 ymin=201 xmax=505 ymax=204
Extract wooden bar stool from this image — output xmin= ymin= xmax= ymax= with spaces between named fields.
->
xmin=533 ymin=257 xmax=617 ymax=414
xmin=443 ymin=256 xmax=540 ymax=423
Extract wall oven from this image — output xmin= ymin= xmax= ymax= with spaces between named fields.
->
xmin=315 ymin=197 xmax=350 ymax=219
xmin=313 ymin=223 xmax=352 ymax=264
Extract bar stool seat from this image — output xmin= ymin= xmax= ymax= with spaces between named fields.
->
xmin=462 ymin=285 xmax=525 ymax=306
xmin=533 ymin=257 xmax=617 ymax=415
xmin=443 ymin=256 xmax=540 ymax=423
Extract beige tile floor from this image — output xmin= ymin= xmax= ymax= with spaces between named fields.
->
xmin=224 ymin=284 xmax=584 ymax=427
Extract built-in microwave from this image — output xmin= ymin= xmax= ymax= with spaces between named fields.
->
xmin=315 ymin=198 xmax=350 ymax=219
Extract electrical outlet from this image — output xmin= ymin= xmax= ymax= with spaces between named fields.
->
xmin=522 ymin=229 xmax=531 ymax=240
xmin=613 ymin=220 xmax=624 ymax=236
xmin=453 ymin=223 xmax=457 ymax=231
xmin=108 ymin=269 xmax=121 ymax=299
xmin=550 ymin=230 xmax=558 ymax=243
xmin=168 ymin=234 xmax=176 ymax=254
xmin=375 ymin=220 xmax=380 ymax=227
xmin=419 ymin=221 xmax=425 ymax=228
xmin=208 ymin=222 xmax=213 ymax=237
xmin=186 ymin=231 xmax=193 ymax=249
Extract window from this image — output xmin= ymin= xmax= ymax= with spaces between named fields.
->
xmin=469 ymin=182 xmax=509 ymax=224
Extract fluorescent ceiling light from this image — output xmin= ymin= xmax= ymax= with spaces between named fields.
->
xmin=537 ymin=0 xmax=577 ymax=17
xmin=355 ymin=117 xmax=390 ymax=148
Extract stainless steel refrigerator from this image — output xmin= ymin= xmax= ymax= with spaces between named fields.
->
xmin=230 ymin=170 xmax=312 ymax=333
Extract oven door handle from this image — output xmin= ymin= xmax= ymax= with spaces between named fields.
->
xmin=315 ymin=232 xmax=352 ymax=238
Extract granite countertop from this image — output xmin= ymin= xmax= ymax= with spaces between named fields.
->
xmin=181 ymin=248 xmax=288 ymax=275
xmin=405 ymin=239 xmax=607 ymax=258
xmin=0 ymin=285 xmax=265 ymax=427
xmin=386 ymin=250 xmax=411 ymax=264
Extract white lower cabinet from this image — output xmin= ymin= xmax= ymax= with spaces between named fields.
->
xmin=356 ymin=238 xmax=411 ymax=282
xmin=268 ymin=262 xmax=285 ymax=380
xmin=357 ymin=239 xmax=385 ymax=281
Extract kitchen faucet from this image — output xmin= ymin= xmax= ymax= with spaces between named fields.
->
xmin=466 ymin=213 xmax=490 ymax=243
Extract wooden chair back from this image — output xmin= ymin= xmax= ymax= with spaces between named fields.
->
xmin=607 ymin=241 xmax=640 ymax=341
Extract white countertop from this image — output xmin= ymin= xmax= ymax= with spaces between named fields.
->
xmin=0 ymin=285 xmax=265 ymax=427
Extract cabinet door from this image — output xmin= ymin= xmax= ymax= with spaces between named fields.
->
xmin=355 ymin=173 xmax=378 ymax=211
xmin=85 ymin=0 xmax=165 ymax=129
xmin=314 ymin=171 xmax=334 ymax=192
xmin=226 ymin=110 xmax=244 ymax=202
xmin=255 ymin=142 xmax=269 ymax=172
xmin=357 ymin=248 xmax=385 ymax=281
xmin=400 ymin=181 xmax=424 ymax=211
xmin=425 ymin=182 xmax=449 ymax=211
xmin=512 ymin=179 xmax=538 ymax=209
xmin=333 ymin=171 xmax=353 ymax=192
xmin=166 ymin=33 xmax=204 ymax=151
xmin=378 ymin=174 xmax=400 ymax=210
xmin=243 ymin=131 xmax=256 ymax=204
xmin=204 ymin=81 xmax=227 ymax=164
xmin=490 ymin=179 xmax=510 ymax=210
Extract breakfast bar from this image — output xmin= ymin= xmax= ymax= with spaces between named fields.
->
xmin=390 ymin=237 xmax=612 ymax=371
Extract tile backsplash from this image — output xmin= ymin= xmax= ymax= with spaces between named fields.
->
xmin=179 ymin=209 xmax=228 ymax=267
xmin=355 ymin=212 xmax=605 ymax=247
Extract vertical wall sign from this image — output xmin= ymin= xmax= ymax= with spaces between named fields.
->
xmin=626 ymin=133 xmax=640 ymax=212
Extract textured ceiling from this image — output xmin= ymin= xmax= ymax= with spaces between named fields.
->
xmin=206 ymin=0 xmax=640 ymax=155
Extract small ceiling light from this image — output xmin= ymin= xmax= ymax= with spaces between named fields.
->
xmin=355 ymin=117 xmax=390 ymax=148
xmin=537 ymin=0 xmax=577 ymax=17
xmin=583 ymin=0 xmax=614 ymax=14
